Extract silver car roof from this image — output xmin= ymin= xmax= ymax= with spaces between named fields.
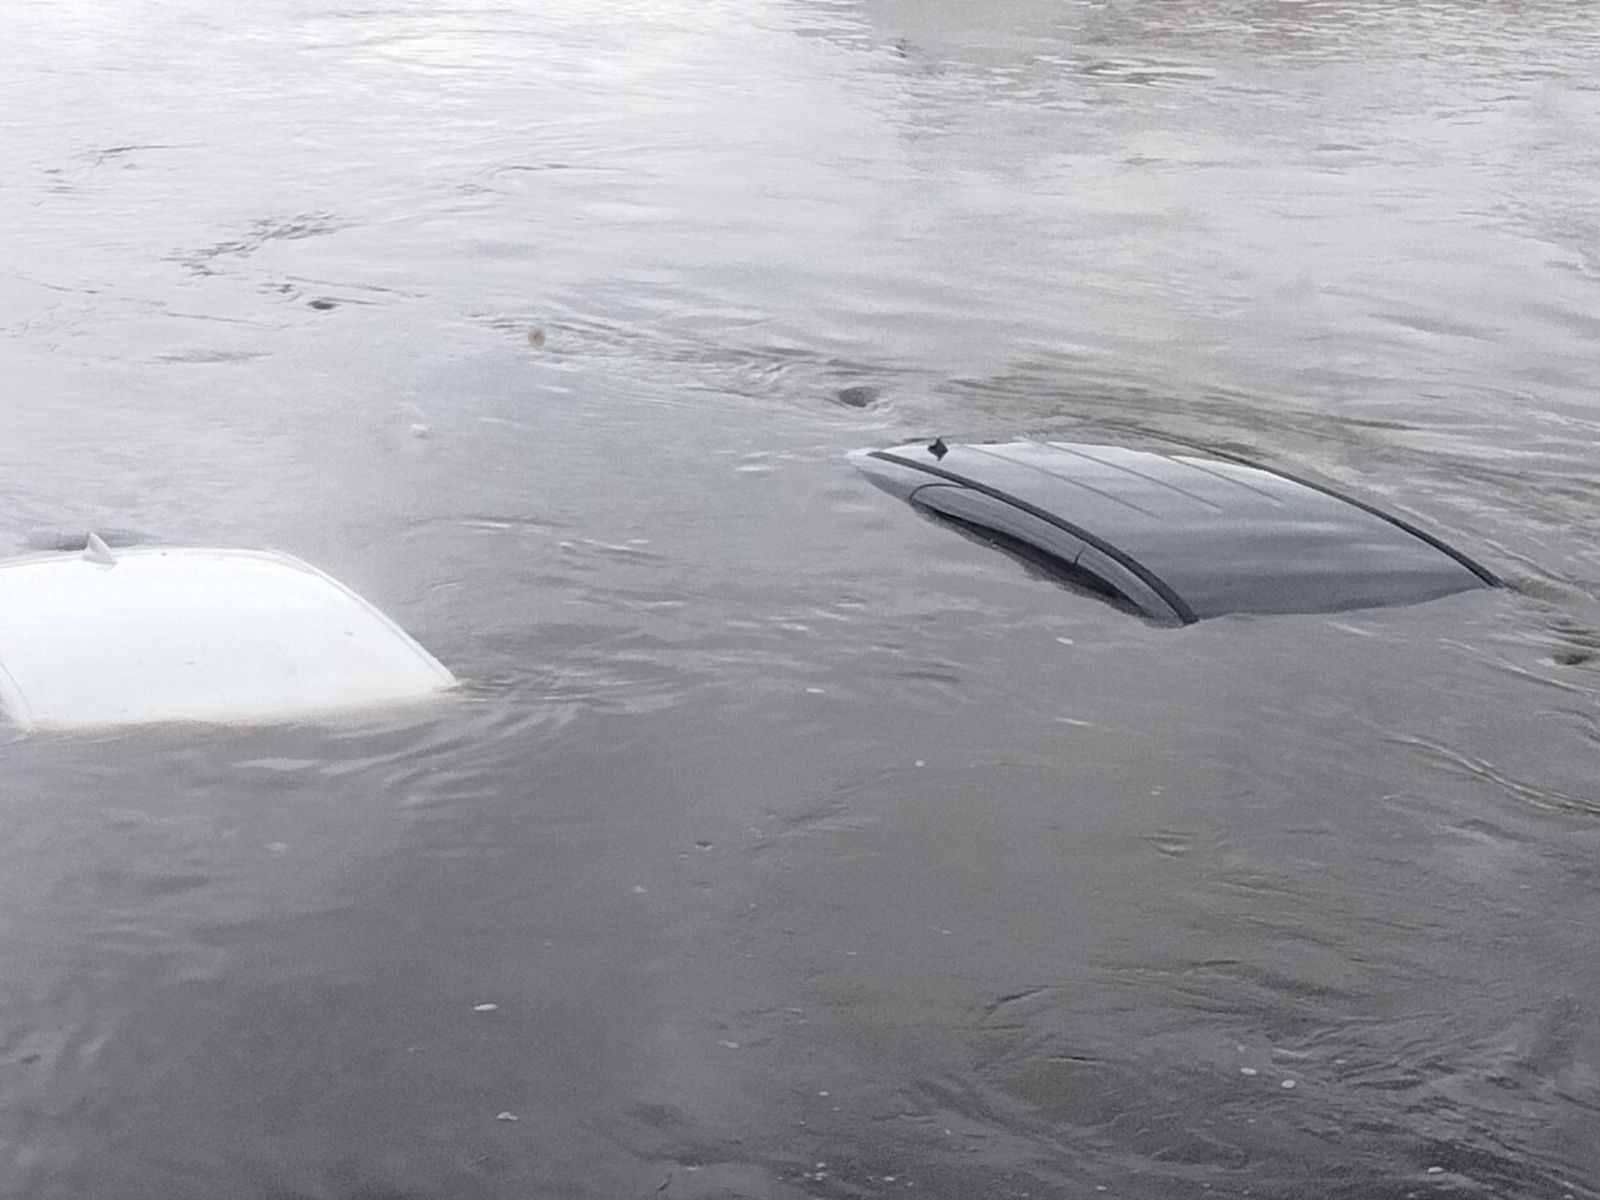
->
xmin=852 ymin=439 xmax=1497 ymax=623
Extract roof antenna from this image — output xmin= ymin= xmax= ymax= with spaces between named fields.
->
xmin=83 ymin=531 xmax=117 ymax=567
xmin=928 ymin=437 xmax=948 ymax=460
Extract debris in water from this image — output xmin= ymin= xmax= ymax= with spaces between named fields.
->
xmin=409 ymin=423 xmax=430 ymax=439
xmin=473 ymin=1003 xmax=498 ymax=1012
xmin=308 ymin=298 xmax=337 ymax=311
xmin=1239 ymin=1067 xmax=1258 ymax=1076
xmin=834 ymin=385 xmax=880 ymax=409
xmin=496 ymin=1112 xmax=519 ymax=1122
xmin=1280 ymin=1079 xmax=1296 ymax=1089
xmin=528 ymin=327 xmax=545 ymax=348
xmin=1426 ymin=1167 xmax=1444 ymax=1175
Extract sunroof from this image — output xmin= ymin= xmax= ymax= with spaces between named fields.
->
xmin=0 ymin=544 xmax=456 ymax=730
xmin=851 ymin=438 xmax=1497 ymax=623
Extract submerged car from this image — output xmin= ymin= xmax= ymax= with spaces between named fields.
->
xmin=0 ymin=540 xmax=455 ymax=731
xmin=851 ymin=437 xmax=1497 ymax=624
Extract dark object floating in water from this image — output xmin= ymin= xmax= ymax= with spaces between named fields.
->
xmin=835 ymin=385 xmax=880 ymax=409
xmin=308 ymin=298 xmax=337 ymax=310
xmin=850 ymin=437 xmax=1498 ymax=624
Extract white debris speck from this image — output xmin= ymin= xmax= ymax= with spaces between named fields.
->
xmin=717 ymin=1040 xmax=741 ymax=1049
xmin=473 ymin=1003 xmax=498 ymax=1012
xmin=1280 ymin=1079 xmax=1296 ymax=1089
xmin=409 ymin=423 xmax=430 ymax=439
xmin=496 ymin=1112 xmax=519 ymax=1122
xmin=1056 ymin=637 xmax=1074 ymax=645
xmin=805 ymin=687 xmax=825 ymax=694
xmin=1426 ymin=1167 xmax=1443 ymax=1175
xmin=1239 ymin=1067 xmax=1258 ymax=1076
xmin=818 ymin=1091 xmax=829 ymax=1097
xmin=632 ymin=886 xmax=647 ymax=894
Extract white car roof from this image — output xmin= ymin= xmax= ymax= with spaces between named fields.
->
xmin=0 ymin=544 xmax=455 ymax=730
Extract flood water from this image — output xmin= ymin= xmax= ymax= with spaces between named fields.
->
xmin=4 ymin=1 xmax=1600 ymax=1196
